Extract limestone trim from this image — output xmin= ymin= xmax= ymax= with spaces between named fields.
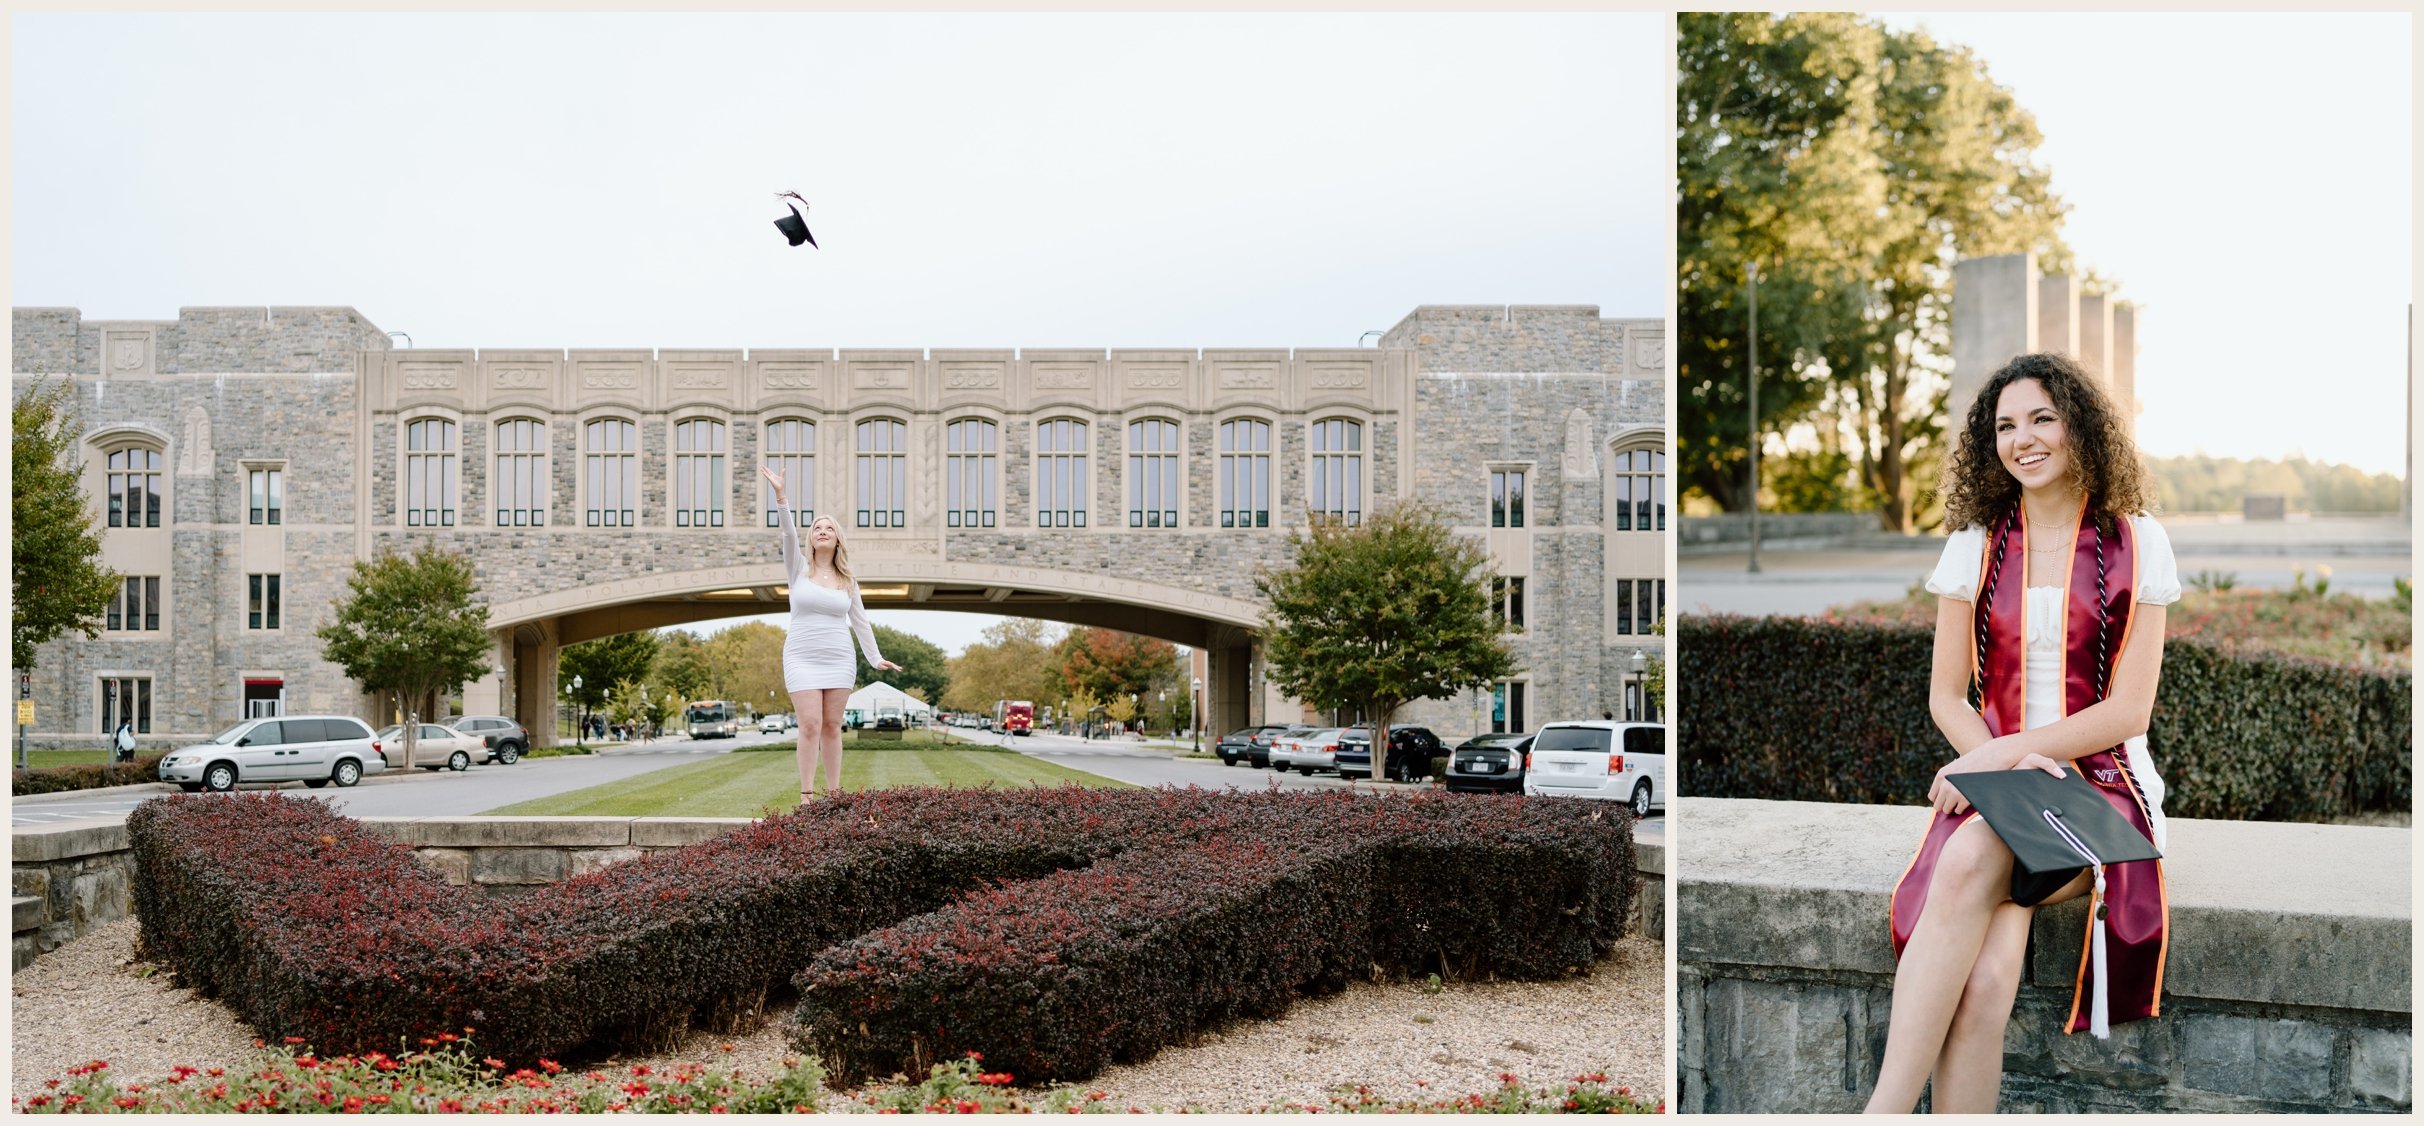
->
xmin=83 ymin=423 xmax=173 ymax=454
xmin=485 ymin=559 xmax=1268 ymax=633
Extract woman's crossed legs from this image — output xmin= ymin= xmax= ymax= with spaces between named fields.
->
xmin=1867 ymin=817 xmax=2089 ymax=1114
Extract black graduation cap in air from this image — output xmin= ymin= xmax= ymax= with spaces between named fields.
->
xmin=774 ymin=191 xmax=817 ymax=248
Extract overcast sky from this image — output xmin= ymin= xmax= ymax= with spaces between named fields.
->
xmin=1882 ymin=11 xmax=2413 ymax=478
xmin=10 ymin=11 xmax=1667 ymax=657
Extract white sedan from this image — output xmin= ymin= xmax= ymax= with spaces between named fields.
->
xmin=375 ymin=724 xmax=490 ymax=772
xmin=1523 ymin=720 xmax=1666 ymax=818
xmin=1269 ymin=727 xmax=1347 ymax=776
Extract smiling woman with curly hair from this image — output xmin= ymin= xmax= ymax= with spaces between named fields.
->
xmin=1868 ymin=353 xmax=2180 ymax=1114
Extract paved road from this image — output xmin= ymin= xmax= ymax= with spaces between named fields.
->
xmin=9 ymin=736 xmax=732 ymax=827
xmin=955 ymin=726 xmax=1665 ymax=847
xmin=13 ymin=729 xmax=1665 ymax=850
xmin=1682 ymin=546 xmax=2411 ymax=618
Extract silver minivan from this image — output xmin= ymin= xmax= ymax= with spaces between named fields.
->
xmin=157 ymin=716 xmax=389 ymax=792
xmin=1523 ymin=720 xmax=1666 ymax=818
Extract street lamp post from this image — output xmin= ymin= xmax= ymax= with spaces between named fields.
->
xmin=570 ymin=674 xmax=583 ymax=746
xmin=1630 ymin=649 xmax=1649 ymax=721
xmin=1747 ymin=260 xmax=1764 ymax=575
xmin=1190 ymin=677 xmax=1203 ymax=757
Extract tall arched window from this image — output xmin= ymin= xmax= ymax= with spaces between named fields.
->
xmin=106 ymin=446 xmax=164 ymax=528
xmin=763 ymin=419 xmax=815 ymax=525
xmin=1035 ymin=418 xmax=1088 ymax=528
xmin=1309 ymin=418 xmax=1363 ymax=526
xmin=946 ymin=419 xmax=997 ymax=528
xmin=584 ymin=418 xmax=638 ymax=527
xmin=1127 ymin=419 xmax=1179 ymax=528
xmin=855 ymin=419 xmax=907 ymax=528
xmin=1613 ymin=446 xmax=1666 ymax=532
xmin=405 ymin=419 xmax=458 ymax=527
xmin=673 ymin=419 xmax=728 ymax=527
xmin=494 ymin=419 xmax=547 ymax=526
xmin=1217 ymin=418 xmax=1271 ymax=529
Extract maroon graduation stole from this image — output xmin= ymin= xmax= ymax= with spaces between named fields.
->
xmin=1889 ymin=497 xmax=2169 ymax=1035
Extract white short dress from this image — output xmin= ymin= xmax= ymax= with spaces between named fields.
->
xmin=1925 ymin=514 xmax=2182 ymax=850
xmin=774 ymin=502 xmax=886 ymax=693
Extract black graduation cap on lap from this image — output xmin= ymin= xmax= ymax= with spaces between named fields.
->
xmin=1948 ymin=767 xmax=2160 ymax=890
xmin=774 ymin=191 xmax=817 ymax=249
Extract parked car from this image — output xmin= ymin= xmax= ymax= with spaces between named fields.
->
xmin=1444 ymin=730 xmax=1536 ymax=794
xmin=377 ymin=724 xmax=491 ymax=773
xmin=1523 ymin=720 xmax=1666 ymax=817
xmin=1261 ymin=723 xmax=1319 ymax=770
xmin=1270 ymin=727 xmax=1348 ymax=776
xmin=157 ymin=716 xmax=389 ymax=793
xmin=1334 ymin=725 xmax=1445 ymax=782
xmin=758 ymin=714 xmax=793 ymax=734
xmin=1216 ymin=725 xmax=1286 ymax=767
xmin=447 ymin=715 xmax=530 ymax=764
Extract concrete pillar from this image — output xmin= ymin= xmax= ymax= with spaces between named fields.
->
xmin=1950 ymin=254 xmax=2039 ymax=426
xmin=2078 ymin=293 xmax=2113 ymax=390
xmin=2038 ymin=274 xmax=2079 ymax=361
xmin=517 ymin=622 xmax=562 ymax=747
xmin=2111 ymin=302 xmax=2139 ymax=437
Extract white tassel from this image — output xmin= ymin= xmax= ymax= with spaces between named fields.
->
xmin=2088 ymin=863 xmax=2111 ymax=1040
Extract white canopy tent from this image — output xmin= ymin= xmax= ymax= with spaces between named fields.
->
xmin=845 ymin=681 xmax=932 ymax=724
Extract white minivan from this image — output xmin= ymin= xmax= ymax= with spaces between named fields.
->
xmin=1523 ymin=720 xmax=1665 ymax=818
xmin=158 ymin=715 xmax=389 ymax=792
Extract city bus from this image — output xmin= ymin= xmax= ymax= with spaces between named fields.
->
xmin=685 ymin=700 xmax=738 ymax=739
xmin=994 ymin=699 xmax=1034 ymax=736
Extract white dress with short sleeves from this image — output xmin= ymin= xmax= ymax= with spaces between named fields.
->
xmin=1925 ymin=515 xmax=2181 ymax=850
xmin=774 ymin=502 xmax=886 ymax=693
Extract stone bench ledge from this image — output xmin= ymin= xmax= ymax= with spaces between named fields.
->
xmin=12 ymin=818 xmax=131 ymax=864
xmin=1678 ymin=798 xmax=2411 ymax=1015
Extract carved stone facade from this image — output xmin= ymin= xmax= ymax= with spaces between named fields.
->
xmin=15 ymin=303 xmax=1666 ymax=748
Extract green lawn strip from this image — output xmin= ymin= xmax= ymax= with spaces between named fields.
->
xmin=480 ymin=748 xmax=1128 ymax=817
xmin=22 ymin=749 xmax=118 ymax=770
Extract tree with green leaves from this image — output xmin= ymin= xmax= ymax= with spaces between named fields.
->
xmin=12 ymin=379 xmax=122 ymax=673
xmin=1256 ymin=504 xmax=1516 ymax=783
xmin=560 ymin=631 xmax=661 ymax=739
xmin=1678 ymin=13 xmax=2077 ymax=530
xmin=857 ymin=625 xmax=948 ymax=704
xmin=651 ymin=630 xmax=713 ymax=700
xmin=940 ymin=619 xmax=1063 ymax=715
xmin=317 ymin=544 xmax=494 ymax=769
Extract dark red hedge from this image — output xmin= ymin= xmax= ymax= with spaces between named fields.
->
xmin=127 ymin=786 xmax=1632 ymax=1078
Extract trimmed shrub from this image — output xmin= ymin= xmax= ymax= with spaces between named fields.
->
xmin=128 ymin=786 xmax=1632 ymax=1073
xmin=793 ymin=791 xmax=1630 ymax=1084
xmin=13 ymin=753 xmax=166 ymax=796
xmin=1678 ymin=614 xmax=2411 ymax=821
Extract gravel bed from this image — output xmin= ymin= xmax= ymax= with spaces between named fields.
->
xmin=12 ymin=919 xmax=1664 ymax=1112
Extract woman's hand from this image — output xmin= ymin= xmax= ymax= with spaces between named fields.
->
xmin=2012 ymin=752 xmax=2068 ymax=778
xmin=1928 ymin=738 xmax=2020 ymax=815
xmin=875 ymin=659 xmax=902 ymax=672
xmin=759 ymin=465 xmax=786 ymax=504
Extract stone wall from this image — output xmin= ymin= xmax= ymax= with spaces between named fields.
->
xmin=1678 ymin=798 xmax=2412 ymax=1113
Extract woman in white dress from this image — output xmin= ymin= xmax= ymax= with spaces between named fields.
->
xmin=760 ymin=466 xmax=900 ymax=802
xmin=1868 ymin=353 xmax=2178 ymax=1112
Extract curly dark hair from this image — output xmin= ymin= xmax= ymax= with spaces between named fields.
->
xmin=1939 ymin=352 xmax=2152 ymax=535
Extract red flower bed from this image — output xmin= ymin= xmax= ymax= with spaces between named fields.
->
xmin=127 ymin=787 xmax=1632 ymax=1075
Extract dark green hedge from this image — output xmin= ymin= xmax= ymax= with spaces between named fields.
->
xmin=1677 ymin=615 xmax=2411 ymax=821
xmin=12 ymin=753 xmax=166 ymax=796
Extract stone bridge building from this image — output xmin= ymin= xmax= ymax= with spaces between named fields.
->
xmin=13 ymin=303 xmax=1667 ymax=748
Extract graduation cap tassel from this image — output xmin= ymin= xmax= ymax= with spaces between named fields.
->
xmin=2044 ymin=809 xmax=2114 ymax=1040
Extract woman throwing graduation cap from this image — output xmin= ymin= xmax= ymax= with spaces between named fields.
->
xmin=761 ymin=465 xmax=898 ymax=803
xmin=1866 ymin=353 xmax=2179 ymax=1114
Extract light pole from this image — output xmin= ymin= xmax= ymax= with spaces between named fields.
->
xmin=1190 ymin=677 xmax=1203 ymax=757
xmin=570 ymin=674 xmax=583 ymax=746
xmin=1158 ymin=691 xmax=1167 ymax=738
xmin=1746 ymin=260 xmax=1763 ymax=575
xmin=1629 ymin=649 xmax=1649 ymax=721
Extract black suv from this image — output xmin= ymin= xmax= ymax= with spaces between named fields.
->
xmin=447 ymin=715 xmax=530 ymax=765
xmin=1335 ymin=725 xmax=1444 ymax=782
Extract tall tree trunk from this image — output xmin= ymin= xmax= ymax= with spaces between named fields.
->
xmin=1878 ymin=348 xmax=1910 ymax=533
